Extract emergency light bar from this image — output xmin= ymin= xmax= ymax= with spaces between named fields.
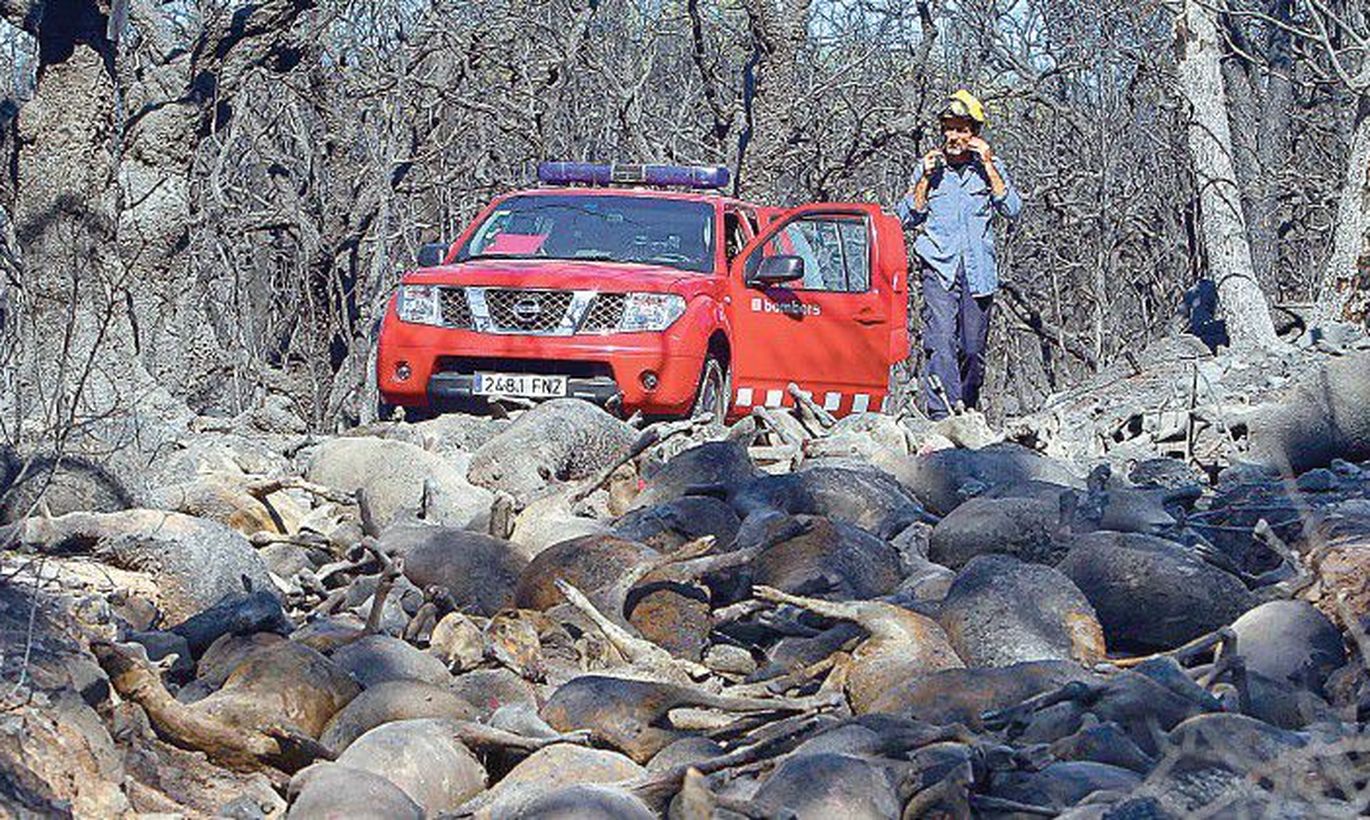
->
xmin=537 ymin=161 xmax=731 ymax=190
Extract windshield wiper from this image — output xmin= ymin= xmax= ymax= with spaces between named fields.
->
xmin=565 ymin=253 xmax=625 ymax=263
xmin=458 ymin=252 xmax=539 ymax=262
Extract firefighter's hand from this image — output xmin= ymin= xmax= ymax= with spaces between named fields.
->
xmin=921 ymin=149 xmax=945 ymax=176
xmin=968 ymin=137 xmax=994 ymax=164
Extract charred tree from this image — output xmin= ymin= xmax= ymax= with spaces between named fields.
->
xmin=1219 ymin=0 xmax=1295 ymax=298
xmin=1316 ymin=92 xmax=1370 ymax=326
xmin=737 ymin=0 xmax=813 ymax=203
xmin=0 ymin=0 xmax=312 ymax=457
xmin=1174 ymin=0 xmax=1282 ymax=349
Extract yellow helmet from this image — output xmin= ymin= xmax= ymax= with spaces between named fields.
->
xmin=941 ymin=90 xmax=987 ymax=125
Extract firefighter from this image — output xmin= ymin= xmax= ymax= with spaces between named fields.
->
xmin=896 ymin=90 xmax=1022 ymax=420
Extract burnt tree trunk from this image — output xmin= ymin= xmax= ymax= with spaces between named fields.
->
xmin=1316 ymin=92 xmax=1370 ymax=326
xmin=0 ymin=0 xmax=312 ymax=457
xmin=1174 ymin=0 xmax=1282 ymax=350
xmin=1220 ymin=0 xmax=1294 ymax=299
xmin=737 ymin=0 xmax=813 ymax=203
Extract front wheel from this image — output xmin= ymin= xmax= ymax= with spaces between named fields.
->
xmin=690 ymin=356 xmax=730 ymax=424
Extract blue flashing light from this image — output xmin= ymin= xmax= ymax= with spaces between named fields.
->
xmin=538 ymin=161 xmax=731 ymax=190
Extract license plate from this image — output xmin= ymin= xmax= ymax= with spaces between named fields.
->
xmin=473 ymin=372 xmax=568 ymax=398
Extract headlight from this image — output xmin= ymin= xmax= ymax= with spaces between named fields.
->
xmin=396 ymin=285 xmax=440 ymax=325
xmin=620 ymin=293 xmax=686 ymax=332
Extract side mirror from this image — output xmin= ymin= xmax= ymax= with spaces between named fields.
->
xmin=746 ymin=255 xmax=804 ymax=287
xmin=417 ymin=242 xmax=448 ymax=267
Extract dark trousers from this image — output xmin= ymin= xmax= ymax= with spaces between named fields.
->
xmin=921 ymin=262 xmax=993 ymax=419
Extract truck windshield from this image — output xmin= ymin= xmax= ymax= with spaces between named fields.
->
xmin=455 ymin=194 xmax=715 ymax=273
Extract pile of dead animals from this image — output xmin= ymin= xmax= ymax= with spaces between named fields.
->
xmin=3 ymin=353 xmax=1370 ymax=818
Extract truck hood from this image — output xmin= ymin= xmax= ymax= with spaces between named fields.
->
xmin=402 ymin=258 xmax=713 ymax=294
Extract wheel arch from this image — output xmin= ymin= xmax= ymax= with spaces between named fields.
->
xmin=706 ymin=330 xmax=731 ymax=370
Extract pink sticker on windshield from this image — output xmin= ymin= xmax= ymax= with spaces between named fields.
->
xmin=487 ymin=233 xmax=547 ymax=255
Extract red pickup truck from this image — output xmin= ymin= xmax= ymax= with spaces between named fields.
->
xmin=376 ymin=162 xmax=910 ymax=421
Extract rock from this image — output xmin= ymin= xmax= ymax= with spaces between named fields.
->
xmin=712 ymin=466 xmax=929 ymax=539
xmin=990 ymin=761 xmax=1142 ymax=812
xmin=1057 ymin=532 xmax=1257 ymax=650
xmin=753 ymin=752 xmax=901 ymax=820
xmin=704 ymin=644 xmax=757 ymax=676
xmin=145 ymin=433 xmax=291 ymax=490
xmin=319 ymin=680 xmax=479 ymax=754
xmin=0 ymin=691 xmax=131 ymax=817
xmin=1049 ymin=721 xmax=1156 ymax=773
xmin=509 ymin=494 xmax=611 ymax=558
xmin=884 ymin=662 xmax=1098 ymax=728
xmin=382 ymin=413 xmax=510 ymax=458
xmin=448 ymin=668 xmax=540 ymax=720
xmin=287 ymin=763 xmax=423 ymax=820
xmin=1304 ymin=500 xmax=1370 ymax=627
xmin=611 ymin=496 xmax=742 ymax=551
xmin=169 ymin=590 xmax=291 ymax=657
xmin=126 ymin=629 xmax=195 ymax=680
xmin=467 ymin=399 xmax=636 ymax=501
xmin=144 ymin=476 xmax=300 ymax=536
xmin=1246 ymin=350 xmax=1370 ymax=474
xmin=473 ymin=744 xmax=645 ymax=818
xmin=646 ymin=736 xmax=725 ymax=773
xmin=937 ymin=554 xmax=1105 ymax=668
xmin=751 ymin=517 xmax=902 ymax=600
xmin=891 ymin=443 xmax=1079 ymax=516
xmin=305 ymin=437 xmax=492 ymax=531
xmin=329 ymin=634 xmax=453 ymax=688
xmin=928 ymin=495 xmax=1066 ymax=569
xmin=504 ymin=784 xmax=654 ymax=820
xmin=0 ymin=449 xmax=135 ymax=522
xmin=382 ymin=524 xmax=527 ymax=616
xmin=1229 ymin=600 xmax=1345 ymax=694
xmin=515 ymin=534 xmax=658 ymax=611
xmin=632 ymin=441 xmax=759 ymax=509
xmin=334 ymin=718 xmax=486 ymax=813
xmin=8 ymin=509 xmax=275 ymax=622
xmin=195 ymin=639 xmax=360 ymax=738
xmin=428 ymin=612 xmax=485 ymax=672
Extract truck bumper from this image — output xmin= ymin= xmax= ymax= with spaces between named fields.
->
xmin=427 ymin=371 xmax=621 ymax=406
xmin=377 ymin=311 xmax=706 ymax=417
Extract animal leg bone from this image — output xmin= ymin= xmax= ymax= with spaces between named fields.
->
xmin=92 ymin=641 xmax=324 ymax=774
xmin=981 ymin=680 xmax=1105 ymax=732
xmin=555 ymin=578 xmax=711 ymax=680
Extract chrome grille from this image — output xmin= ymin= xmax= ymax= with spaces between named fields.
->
xmin=484 ymin=289 xmax=574 ymax=333
xmin=439 ymin=287 xmax=473 ymax=329
xmin=579 ymin=293 xmax=625 ymax=332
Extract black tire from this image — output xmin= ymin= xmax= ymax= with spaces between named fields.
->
xmin=378 ymin=401 xmax=435 ymax=423
xmin=690 ymin=356 xmax=730 ymax=424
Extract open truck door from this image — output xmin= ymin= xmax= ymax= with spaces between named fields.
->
xmin=726 ymin=203 xmax=908 ymax=417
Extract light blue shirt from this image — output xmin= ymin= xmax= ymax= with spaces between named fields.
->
xmin=895 ymin=157 xmax=1022 ymax=296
